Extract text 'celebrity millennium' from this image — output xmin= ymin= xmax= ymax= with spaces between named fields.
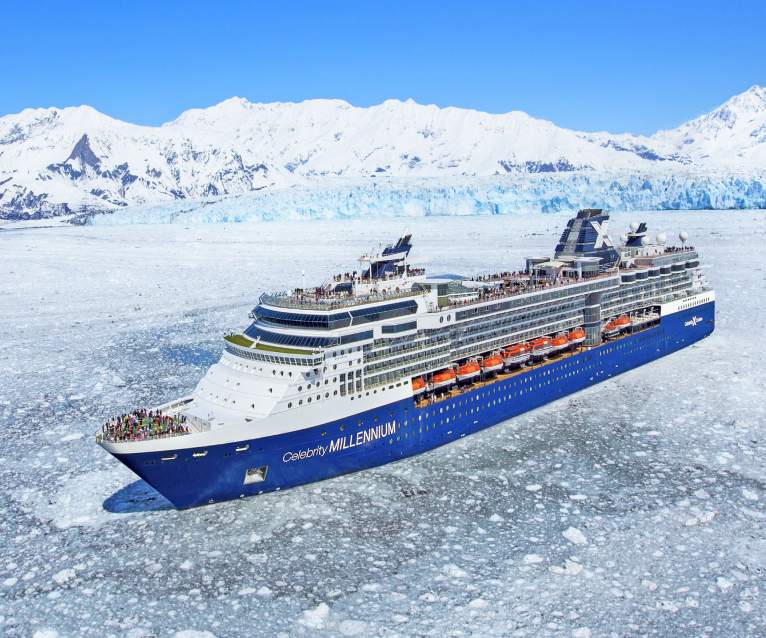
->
xmin=97 ymin=209 xmax=715 ymax=509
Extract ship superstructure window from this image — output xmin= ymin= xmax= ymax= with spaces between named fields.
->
xmin=349 ymin=300 xmax=418 ymax=325
xmin=382 ymin=321 xmax=417 ymax=334
xmin=254 ymin=305 xmax=352 ymax=330
xmin=244 ymin=466 xmax=268 ymax=484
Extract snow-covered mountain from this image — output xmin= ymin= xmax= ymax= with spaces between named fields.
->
xmin=1 ymin=86 xmax=765 ymax=220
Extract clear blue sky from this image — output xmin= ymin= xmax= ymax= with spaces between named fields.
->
xmin=2 ymin=0 xmax=764 ymax=134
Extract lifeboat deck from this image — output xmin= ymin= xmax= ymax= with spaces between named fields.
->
xmin=414 ymin=320 xmax=659 ymax=409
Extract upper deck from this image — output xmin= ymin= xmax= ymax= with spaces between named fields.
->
xmin=260 ymin=287 xmax=424 ymax=311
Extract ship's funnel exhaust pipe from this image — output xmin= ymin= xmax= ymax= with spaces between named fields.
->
xmin=583 ymin=292 xmax=602 ymax=346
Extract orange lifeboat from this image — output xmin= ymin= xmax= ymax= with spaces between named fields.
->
xmin=431 ymin=368 xmax=456 ymax=390
xmin=530 ymin=336 xmax=552 ymax=358
xmin=615 ymin=314 xmax=632 ymax=331
xmin=550 ymin=334 xmax=569 ymax=353
xmin=602 ymin=319 xmax=620 ymax=338
xmin=567 ymin=326 xmax=586 ymax=345
xmin=502 ymin=342 xmax=530 ymax=367
xmin=456 ymin=360 xmax=481 ymax=383
xmin=481 ymin=354 xmax=504 ymax=375
xmin=411 ymin=377 xmax=427 ymax=395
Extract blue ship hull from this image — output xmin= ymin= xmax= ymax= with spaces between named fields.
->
xmin=114 ymin=302 xmax=714 ymax=509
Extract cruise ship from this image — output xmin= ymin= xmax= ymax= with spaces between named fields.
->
xmin=97 ymin=209 xmax=715 ymax=509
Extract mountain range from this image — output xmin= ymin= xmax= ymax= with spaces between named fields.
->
xmin=1 ymin=86 xmax=765 ymax=220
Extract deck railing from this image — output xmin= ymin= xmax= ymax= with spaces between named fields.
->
xmin=260 ymin=288 xmax=423 ymax=311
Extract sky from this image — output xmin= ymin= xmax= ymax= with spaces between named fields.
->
xmin=2 ymin=0 xmax=765 ymax=134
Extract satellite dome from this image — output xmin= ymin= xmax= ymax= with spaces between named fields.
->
xmin=619 ymin=234 xmax=628 ymax=244
xmin=679 ymin=231 xmax=689 ymax=243
xmin=656 ymin=232 xmax=667 ymax=244
xmin=629 ymin=221 xmax=640 ymax=231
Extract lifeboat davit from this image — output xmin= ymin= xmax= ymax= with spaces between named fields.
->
xmin=550 ymin=334 xmax=569 ymax=353
xmin=456 ymin=360 xmax=481 ymax=383
xmin=431 ymin=368 xmax=456 ymax=390
xmin=481 ymin=354 xmax=504 ymax=375
xmin=567 ymin=327 xmax=586 ymax=345
xmin=502 ymin=343 xmax=530 ymax=367
xmin=411 ymin=377 xmax=427 ymax=395
xmin=530 ymin=337 xmax=552 ymax=359
xmin=602 ymin=319 xmax=620 ymax=338
xmin=615 ymin=314 xmax=632 ymax=331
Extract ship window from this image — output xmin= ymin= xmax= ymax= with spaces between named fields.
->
xmin=244 ymin=466 xmax=268 ymax=484
xmin=161 ymin=454 xmax=177 ymax=462
xmin=236 ymin=444 xmax=250 ymax=452
xmin=192 ymin=450 xmax=208 ymax=458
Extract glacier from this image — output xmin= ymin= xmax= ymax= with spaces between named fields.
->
xmin=82 ymin=173 xmax=766 ymax=226
xmin=0 ymin=211 xmax=764 ymax=637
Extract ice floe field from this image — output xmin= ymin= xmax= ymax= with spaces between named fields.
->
xmin=0 ymin=210 xmax=764 ymax=637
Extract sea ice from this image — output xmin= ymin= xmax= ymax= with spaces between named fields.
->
xmin=0 ymin=211 xmax=764 ymax=636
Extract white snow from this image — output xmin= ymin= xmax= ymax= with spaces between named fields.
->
xmin=2 ymin=87 xmax=766 ymax=219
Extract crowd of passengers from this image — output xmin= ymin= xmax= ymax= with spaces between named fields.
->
xmin=664 ymin=245 xmax=694 ymax=253
xmin=468 ymin=271 xmax=523 ymax=281
xmin=449 ymin=276 xmax=582 ymax=306
xmin=330 ymin=266 xmax=425 ymax=283
xmin=101 ymin=409 xmax=189 ymax=442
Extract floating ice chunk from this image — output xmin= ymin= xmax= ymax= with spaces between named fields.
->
xmin=468 ymin=598 xmax=489 ymax=609
xmin=443 ymin=563 xmax=467 ymax=578
xmin=572 ymin=628 xmax=591 ymax=638
xmin=716 ymin=577 xmax=734 ymax=592
xmin=110 ymin=374 xmax=126 ymax=387
xmin=489 ymin=513 xmax=505 ymax=523
xmin=61 ymin=432 xmax=83 ymax=442
xmin=179 ymin=560 xmax=193 ymax=571
xmin=656 ymin=600 xmax=679 ymax=612
xmin=563 ymin=527 xmax=588 ymax=545
xmin=52 ymin=568 xmax=75 ymax=585
xmin=338 ymin=620 xmax=367 ymax=636
xmin=742 ymin=488 xmax=759 ymax=501
xmin=174 ymin=632 xmax=217 ymax=638
xmin=569 ymin=494 xmax=588 ymax=501
xmin=300 ymin=602 xmax=330 ymax=629
xmin=523 ymin=554 xmax=544 ymax=565
xmin=550 ymin=559 xmax=583 ymax=576
xmin=238 ymin=587 xmax=257 ymax=596
xmin=33 ymin=631 xmax=59 ymax=638
xmin=525 ymin=484 xmax=542 ymax=492
xmin=256 ymin=586 xmax=272 ymax=597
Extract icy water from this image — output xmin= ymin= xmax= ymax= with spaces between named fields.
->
xmin=1 ymin=211 xmax=765 ymax=637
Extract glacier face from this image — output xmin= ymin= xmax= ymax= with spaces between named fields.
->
xmin=1 ymin=86 xmax=766 ymax=220
xmin=83 ymin=173 xmax=766 ymax=226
